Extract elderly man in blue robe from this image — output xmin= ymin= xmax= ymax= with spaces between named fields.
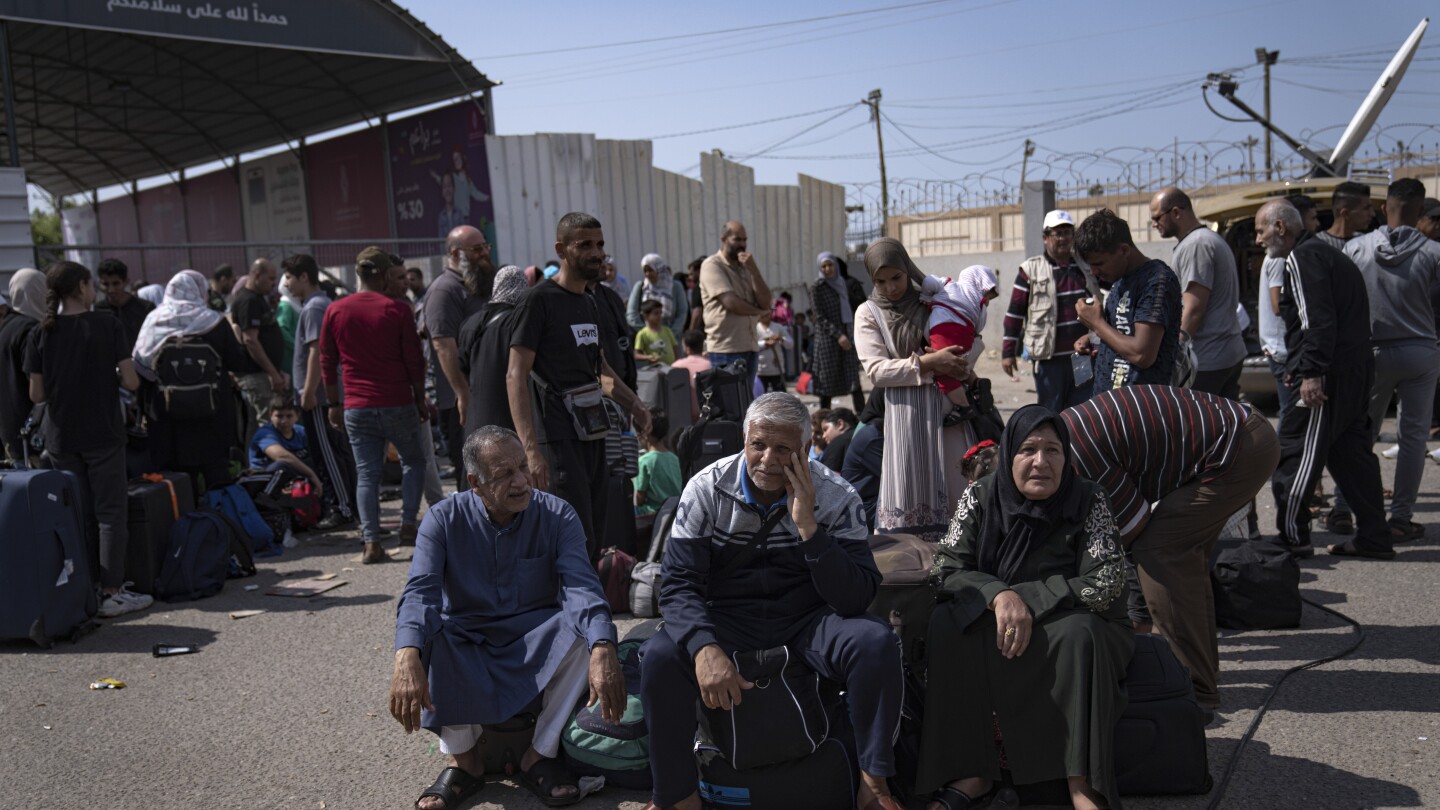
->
xmin=390 ymin=425 xmax=625 ymax=810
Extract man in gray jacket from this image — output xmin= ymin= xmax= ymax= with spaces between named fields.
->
xmin=1344 ymin=177 xmax=1440 ymax=541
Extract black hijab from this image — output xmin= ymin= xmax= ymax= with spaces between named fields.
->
xmin=977 ymin=404 xmax=1088 ymax=584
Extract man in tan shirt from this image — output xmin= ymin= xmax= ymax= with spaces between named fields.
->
xmin=699 ymin=220 xmax=772 ymax=393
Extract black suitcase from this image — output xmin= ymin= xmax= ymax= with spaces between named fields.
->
xmin=677 ymin=418 xmax=743 ymax=483
xmin=125 ymin=473 xmax=196 ymax=595
xmin=1114 ymin=633 xmax=1212 ymax=795
xmin=695 ymin=693 xmax=856 ymax=810
xmin=0 ymin=468 xmax=97 ymax=646
xmin=695 ymin=364 xmax=752 ymax=423
xmin=662 ymin=367 xmax=694 ymax=430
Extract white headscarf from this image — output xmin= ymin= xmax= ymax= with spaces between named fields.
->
xmin=137 ymin=283 xmax=165 ymax=306
xmin=132 ymin=269 xmax=224 ymax=377
xmin=640 ymin=253 xmax=675 ymax=319
xmin=928 ymin=264 xmax=999 ymax=331
xmin=9 ymin=267 xmax=45 ymax=321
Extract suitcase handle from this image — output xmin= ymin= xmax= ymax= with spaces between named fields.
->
xmin=140 ymin=473 xmax=180 ymax=521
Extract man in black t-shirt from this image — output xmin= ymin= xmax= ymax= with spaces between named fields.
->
xmin=230 ymin=258 xmax=289 ymax=430
xmin=94 ymin=258 xmax=154 ymax=353
xmin=508 ymin=212 xmax=652 ymax=560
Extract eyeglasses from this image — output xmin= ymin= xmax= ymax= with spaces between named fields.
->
xmin=1150 ymin=208 xmax=1176 ymax=224
xmin=464 ymin=241 xmax=491 ymax=253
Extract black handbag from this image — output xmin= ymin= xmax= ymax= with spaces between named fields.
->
xmin=1211 ymin=539 xmax=1301 ymax=630
xmin=703 ymin=645 xmax=830 ymax=771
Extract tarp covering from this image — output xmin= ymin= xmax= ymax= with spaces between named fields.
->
xmin=0 ymin=0 xmax=491 ymax=194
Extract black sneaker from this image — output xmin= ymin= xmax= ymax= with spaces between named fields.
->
xmin=313 ymin=512 xmax=355 ymax=532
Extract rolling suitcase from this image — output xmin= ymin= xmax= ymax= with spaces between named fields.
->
xmin=662 ymin=367 xmax=694 ymax=430
xmin=125 ymin=473 xmax=196 ymax=595
xmin=1114 ymin=633 xmax=1212 ymax=795
xmin=0 ymin=468 xmax=97 ymax=647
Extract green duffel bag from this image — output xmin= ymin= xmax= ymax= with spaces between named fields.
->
xmin=561 ymin=628 xmax=655 ymax=790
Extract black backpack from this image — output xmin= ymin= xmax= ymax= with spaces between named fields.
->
xmin=675 ymin=418 xmax=743 ymax=484
xmin=694 ymin=364 xmax=751 ymax=423
xmin=1211 ymin=539 xmax=1301 ymax=630
xmin=154 ymin=337 xmax=225 ymax=419
xmin=156 ymin=511 xmax=234 ymax=602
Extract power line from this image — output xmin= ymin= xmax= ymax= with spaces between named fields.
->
xmin=476 ymin=0 xmax=965 ymax=59
xmin=644 ymin=104 xmax=858 ymax=140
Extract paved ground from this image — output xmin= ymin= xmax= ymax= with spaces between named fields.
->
xmin=3 ymin=361 xmax=1437 ymax=809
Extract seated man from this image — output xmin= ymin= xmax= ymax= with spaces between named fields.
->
xmin=390 ymin=426 xmax=625 ymax=810
xmin=247 ymin=396 xmax=324 ymax=498
xmin=818 ymin=407 xmax=857 ymax=473
xmin=640 ymin=392 xmax=904 ymax=810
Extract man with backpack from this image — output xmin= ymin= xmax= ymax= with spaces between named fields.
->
xmin=390 ymin=426 xmax=624 ymax=810
xmin=638 ymin=393 xmax=904 ymax=810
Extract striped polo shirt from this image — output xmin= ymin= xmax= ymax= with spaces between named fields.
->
xmin=1060 ymin=385 xmax=1250 ymax=537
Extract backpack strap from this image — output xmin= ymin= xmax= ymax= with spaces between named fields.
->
xmin=710 ymin=506 xmax=788 ymax=584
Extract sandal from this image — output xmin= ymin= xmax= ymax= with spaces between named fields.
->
xmin=1388 ymin=519 xmax=1425 ymax=542
xmin=1320 ymin=511 xmax=1354 ymax=535
xmin=1326 ymin=540 xmax=1396 ymax=560
xmin=416 ymin=766 xmax=483 ymax=810
xmin=519 ymin=757 xmax=583 ymax=807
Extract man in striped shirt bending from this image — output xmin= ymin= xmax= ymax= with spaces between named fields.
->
xmin=1061 ymin=384 xmax=1278 ymax=713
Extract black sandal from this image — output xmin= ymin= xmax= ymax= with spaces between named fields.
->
xmin=416 ymin=766 xmax=483 ymax=810
xmin=1388 ymin=519 xmax=1425 ymax=542
xmin=1326 ymin=539 xmax=1396 ymax=560
xmin=1321 ymin=510 xmax=1354 ymax=535
xmin=519 ymin=757 xmax=583 ymax=807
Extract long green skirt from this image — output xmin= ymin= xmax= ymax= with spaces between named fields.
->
xmin=917 ymin=603 xmax=1134 ymax=808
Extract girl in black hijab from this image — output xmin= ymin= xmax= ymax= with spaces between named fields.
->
xmin=917 ymin=405 xmax=1133 ymax=810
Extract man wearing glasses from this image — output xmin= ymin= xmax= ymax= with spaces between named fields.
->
xmin=426 ymin=225 xmax=492 ymax=489
xmin=1149 ymin=187 xmax=1246 ymax=398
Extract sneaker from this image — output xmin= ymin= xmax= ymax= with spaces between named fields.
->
xmin=313 ymin=512 xmax=355 ymax=532
xmin=97 ymin=585 xmax=154 ymax=618
xmin=1381 ymin=444 xmax=1400 ymax=459
xmin=1430 ymin=447 xmax=1440 ymax=465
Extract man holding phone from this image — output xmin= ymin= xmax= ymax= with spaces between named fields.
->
xmin=700 ymin=220 xmax=772 ymax=394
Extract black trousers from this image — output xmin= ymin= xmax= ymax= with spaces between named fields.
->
xmin=302 ymin=407 xmax=356 ymax=520
xmin=1270 ymin=357 xmax=1390 ymax=551
xmin=639 ymin=614 xmax=903 ymax=807
xmin=439 ymin=406 xmax=465 ymax=490
xmin=542 ymin=437 xmax=608 ymax=560
xmin=1191 ymin=361 xmax=1243 ymax=401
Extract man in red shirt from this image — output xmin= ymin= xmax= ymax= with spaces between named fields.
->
xmin=320 ymin=247 xmax=431 ymax=564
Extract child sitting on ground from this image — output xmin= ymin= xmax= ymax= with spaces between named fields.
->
xmin=634 ymin=299 xmax=677 ymax=366
xmin=633 ymin=416 xmax=682 ymax=515
xmin=249 ymin=396 xmax=325 ymax=498
xmin=924 ymin=264 xmax=999 ymax=425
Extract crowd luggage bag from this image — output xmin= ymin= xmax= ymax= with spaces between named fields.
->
xmin=865 ymin=533 xmax=939 ymax=674
xmin=205 ymin=483 xmax=277 ymax=556
xmin=1113 ymin=633 xmax=1212 ymax=795
xmin=155 ymin=511 xmax=234 ymax=602
xmin=1211 ymin=539 xmax=1301 ymax=630
xmin=695 ymin=695 xmax=856 ymax=810
xmin=636 ymin=366 xmax=694 ymax=429
xmin=125 ymin=473 xmax=196 ymax=595
xmin=0 ymin=468 xmax=97 ymax=646
xmin=561 ymin=633 xmax=654 ymax=790
xmin=629 ymin=496 xmax=679 ymax=618
xmin=676 ymin=419 xmax=743 ymax=483
xmin=694 ymin=364 xmax=752 ymax=423
xmin=480 ymin=694 xmax=544 ymax=777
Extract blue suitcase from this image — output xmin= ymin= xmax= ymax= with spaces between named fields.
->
xmin=0 ymin=468 xmax=97 ymax=646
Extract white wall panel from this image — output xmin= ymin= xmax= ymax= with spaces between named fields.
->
xmin=485 ymin=133 xmax=598 ymax=268
xmin=595 ymin=139 xmax=656 ymax=284
xmin=798 ymin=174 xmax=847 ymax=309
xmin=653 ymin=168 xmax=706 ymax=272
xmin=700 ymin=153 xmax=754 ymax=250
xmin=754 ymin=184 xmax=805 ymax=299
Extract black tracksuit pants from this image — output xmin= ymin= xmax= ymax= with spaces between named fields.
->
xmin=1270 ymin=356 xmax=1391 ymax=552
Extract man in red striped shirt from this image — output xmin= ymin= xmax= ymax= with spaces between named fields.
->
xmin=1061 ymin=385 xmax=1278 ymax=712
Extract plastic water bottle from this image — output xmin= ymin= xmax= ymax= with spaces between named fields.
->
xmin=282 ymin=527 xmax=298 ymax=549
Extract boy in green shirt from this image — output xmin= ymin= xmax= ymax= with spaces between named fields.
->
xmin=634 ymin=299 xmax=677 ymax=366
xmin=634 ymin=416 xmax=682 ymax=516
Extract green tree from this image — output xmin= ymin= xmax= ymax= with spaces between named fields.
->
xmin=30 ymin=204 xmax=64 ymax=266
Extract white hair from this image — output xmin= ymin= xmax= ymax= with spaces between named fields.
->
xmin=743 ymin=392 xmax=812 ymax=445
xmin=1257 ymin=199 xmax=1303 ymax=231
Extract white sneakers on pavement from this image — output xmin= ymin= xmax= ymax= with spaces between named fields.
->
xmin=97 ymin=584 xmax=154 ymax=618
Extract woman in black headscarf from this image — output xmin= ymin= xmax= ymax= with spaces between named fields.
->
xmin=918 ymin=405 xmax=1132 ymax=810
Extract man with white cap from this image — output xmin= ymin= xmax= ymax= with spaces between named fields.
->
xmin=1000 ymin=209 xmax=1103 ymax=410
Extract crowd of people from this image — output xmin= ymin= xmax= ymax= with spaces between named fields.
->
xmin=5 ymin=179 xmax=1438 ymax=809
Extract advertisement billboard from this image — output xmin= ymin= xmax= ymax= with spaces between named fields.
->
xmin=306 ymin=127 xmax=391 ymax=240
xmin=387 ymin=101 xmax=494 ymax=250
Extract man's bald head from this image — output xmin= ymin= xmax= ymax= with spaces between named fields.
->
xmin=1149 ymin=187 xmax=1197 ymax=240
xmin=248 ymin=257 xmax=277 ymax=295
xmin=446 ymin=225 xmax=482 ymax=255
xmin=721 ymin=220 xmax=748 ymax=262
xmin=1153 ymin=187 xmax=1192 ymax=213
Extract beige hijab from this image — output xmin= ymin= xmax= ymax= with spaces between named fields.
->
xmin=863 ymin=238 xmax=930 ymax=358
xmin=8 ymin=267 xmax=45 ymax=321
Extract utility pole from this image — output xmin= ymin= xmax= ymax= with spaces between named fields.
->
xmin=864 ymin=89 xmax=888 ymax=237
xmin=1018 ymin=138 xmax=1035 ymax=203
xmin=1256 ymin=48 xmax=1279 ymax=180
xmin=1243 ymin=135 xmax=1258 ymax=182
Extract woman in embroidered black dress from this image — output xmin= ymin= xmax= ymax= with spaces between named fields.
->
xmin=917 ymin=405 xmax=1133 ymax=810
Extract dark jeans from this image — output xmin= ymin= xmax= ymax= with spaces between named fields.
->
xmin=820 ymin=389 xmax=866 ymax=412
xmin=759 ymin=374 xmax=786 ymax=394
xmin=640 ymin=613 xmax=903 ymax=807
xmin=439 ymin=406 xmax=465 ymax=490
xmin=48 ymin=443 xmax=128 ymax=590
xmin=1191 ymin=361 xmax=1243 ymax=400
xmin=1268 ymin=355 xmax=1298 ymax=422
xmin=542 ymin=437 xmax=608 ymax=560
xmin=1032 ymin=355 xmax=1093 ymax=411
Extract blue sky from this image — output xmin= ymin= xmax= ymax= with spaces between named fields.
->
xmin=409 ymin=0 xmax=1437 ymax=205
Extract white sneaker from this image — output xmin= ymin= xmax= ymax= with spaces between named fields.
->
xmin=1431 ymin=447 xmax=1440 ymax=465
xmin=1381 ymin=444 xmax=1400 ymax=459
xmin=97 ymin=584 xmax=154 ymax=618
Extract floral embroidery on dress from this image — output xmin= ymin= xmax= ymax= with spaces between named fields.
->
xmin=940 ymin=484 xmax=980 ymax=548
xmin=1078 ymin=495 xmax=1125 ymax=612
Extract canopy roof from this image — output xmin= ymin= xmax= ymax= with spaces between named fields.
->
xmin=0 ymin=0 xmax=492 ymax=195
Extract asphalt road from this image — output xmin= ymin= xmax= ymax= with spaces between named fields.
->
xmin=2 ymin=368 xmax=1436 ymax=809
